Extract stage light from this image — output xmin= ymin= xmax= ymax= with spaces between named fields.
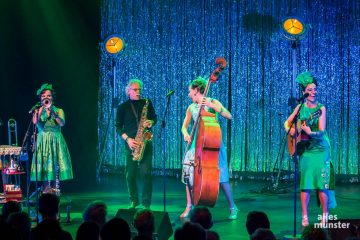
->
xmin=281 ymin=17 xmax=308 ymax=41
xmin=103 ymin=34 xmax=125 ymax=55
xmin=98 ymin=34 xmax=125 ymax=181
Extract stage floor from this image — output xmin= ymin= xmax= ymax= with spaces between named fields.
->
xmin=50 ymin=176 xmax=359 ymax=240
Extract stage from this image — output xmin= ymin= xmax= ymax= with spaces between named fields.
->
xmin=45 ymin=176 xmax=360 ymax=240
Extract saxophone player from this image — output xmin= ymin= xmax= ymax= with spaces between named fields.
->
xmin=115 ymin=79 xmax=157 ymax=209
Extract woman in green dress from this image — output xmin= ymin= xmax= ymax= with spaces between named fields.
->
xmin=31 ymin=83 xmax=73 ymax=194
xmin=284 ymin=72 xmax=336 ymax=227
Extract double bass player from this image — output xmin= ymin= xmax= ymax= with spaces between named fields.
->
xmin=180 ymin=76 xmax=238 ymax=219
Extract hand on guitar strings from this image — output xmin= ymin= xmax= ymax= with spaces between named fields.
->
xmin=301 ymin=122 xmax=312 ymax=135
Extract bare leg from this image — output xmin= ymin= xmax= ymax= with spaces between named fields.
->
xmin=318 ymin=190 xmax=329 ymax=224
xmin=220 ymin=182 xmax=236 ymax=208
xmin=220 ymin=182 xmax=238 ymax=219
xmin=300 ymin=190 xmax=310 ymax=226
xmin=180 ymin=186 xmax=192 ymax=218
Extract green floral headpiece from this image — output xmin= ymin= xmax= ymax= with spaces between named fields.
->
xmin=36 ymin=83 xmax=54 ymax=96
xmin=295 ymin=72 xmax=314 ymax=88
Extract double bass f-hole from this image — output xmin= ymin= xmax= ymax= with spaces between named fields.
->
xmin=196 ymin=156 xmax=202 ymax=174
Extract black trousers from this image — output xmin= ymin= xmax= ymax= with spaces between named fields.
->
xmin=125 ymin=143 xmax=153 ymax=206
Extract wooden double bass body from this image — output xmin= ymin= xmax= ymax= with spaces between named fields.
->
xmin=192 ymin=57 xmax=227 ymax=207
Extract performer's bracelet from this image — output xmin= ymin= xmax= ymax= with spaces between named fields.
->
xmin=125 ymin=136 xmax=130 ymax=142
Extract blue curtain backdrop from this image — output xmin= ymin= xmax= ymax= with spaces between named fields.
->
xmin=98 ymin=0 xmax=359 ymax=177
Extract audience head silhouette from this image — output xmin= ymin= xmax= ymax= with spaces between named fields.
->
xmin=2 ymin=200 xmax=21 ymax=220
xmin=302 ymin=224 xmax=330 ymax=240
xmin=7 ymin=212 xmax=31 ymax=240
xmin=76 ymin=221 xmax=100 ymax=240
xmin=207 ymin=230 xmax=220 ymax=240
xmin=100 ymin=217 xmax=131 ymax=240
xmin=31 ymin=193 xmax=72 ymax=240
xmin=246 ymin=211 xmax=270 ymax=235
xmin=174 ymin=221 xmax=207 ymax=240
xmin=189 ymin=206 xmax=213 ymax=230
xmin=39 ymin=193 xmax=60 ymax=219
xmin=133 ymin=209 xmax=155 ymax=238
xmin=82 ymin=200 xmax=107 ymax=227
xmin=250 ymin=228 xmax=276 ymax=240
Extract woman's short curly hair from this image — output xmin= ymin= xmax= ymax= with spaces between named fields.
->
xmin=190 ymin=76 xmax=207 ymax=94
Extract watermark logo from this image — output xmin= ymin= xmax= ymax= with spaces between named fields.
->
xmin=314 ymin=214 xmax=351 ymax=229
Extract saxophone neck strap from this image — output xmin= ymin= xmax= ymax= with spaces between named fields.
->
xmin=129 ymin=101 xmax=139 ymax=126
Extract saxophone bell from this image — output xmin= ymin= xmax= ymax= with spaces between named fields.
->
xmin=143 ymin=130 xmax=153 ymax=141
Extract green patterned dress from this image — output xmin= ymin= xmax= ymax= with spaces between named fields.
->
xmin=299 ymin=103 xmax=336 ymax=208
xmin=31 ymin=108 xmax=73 ymax=181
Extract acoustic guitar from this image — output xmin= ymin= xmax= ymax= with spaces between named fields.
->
xmin=287 ymin=109 xmax=322 ymax=156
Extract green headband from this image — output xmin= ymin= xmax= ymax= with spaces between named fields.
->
xmin=295 ymin=72 xmax=314 ymax=88
xmin=36 ymin=83 xmax=53 ymax=95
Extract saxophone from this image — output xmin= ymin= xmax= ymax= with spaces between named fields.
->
xmin=132 ymin=99 xmax=153 ymax=161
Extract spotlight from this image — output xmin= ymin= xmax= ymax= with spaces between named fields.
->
xmin=103 ymin=34 xmax=125 ymax=55
xmin=281 ymin=17 xmax=308 ymax=41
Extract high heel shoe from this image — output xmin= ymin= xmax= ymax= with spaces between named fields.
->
xmin=228 ymin=206 xmax=238 ymax=220
xmin=180 ymin=205 xmax=192 ymax=218
xmin=302 ymin=215 xmax=309 ymax=227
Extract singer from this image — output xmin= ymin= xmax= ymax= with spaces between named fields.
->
xmin=31 ymin=83 xmax=73 ymax=195
xmin=180 ymin=76 xmax=238 ymax=219
xmin=284 ymin=72 xmax=336 ymax=227
xmin=115 ymin=79 xmax=157 ymax=209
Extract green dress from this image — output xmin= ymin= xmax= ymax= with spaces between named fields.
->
xmin=299 ymin=103 xmax=336 ymax=208
xmin=31 ymin=108 xmax=73 ymax=181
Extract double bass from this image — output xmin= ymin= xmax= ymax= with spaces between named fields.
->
xmin=184 ymin=57 xmax=227 ymax=207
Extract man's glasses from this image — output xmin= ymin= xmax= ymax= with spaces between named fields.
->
xmin=131 ymin=88 xmax=141 ymax=92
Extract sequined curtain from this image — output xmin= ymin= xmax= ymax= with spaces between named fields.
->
xmin=98 ymin=0 xmax=359 ymax=176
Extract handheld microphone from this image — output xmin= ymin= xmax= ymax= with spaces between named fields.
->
xmin=28 ymin=102 xmax=41 ymax=114
xmin=297 ymin=93 xmax=309 ymax=102
xmin=166 ymin=90 xmax=175 ymax=97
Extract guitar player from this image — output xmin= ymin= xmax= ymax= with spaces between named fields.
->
xmin=284 ymin=72 xmax=336 ymax=227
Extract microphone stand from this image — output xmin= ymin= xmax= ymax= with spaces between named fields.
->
xmin=32 ymin=116 xmax=40 ymax=223
xmin=284 ymin=100 xmax=305 ymax=240
xmin=158 ymin=92 xmax=173 ymax=212
xmin=19 ymin=119 xmax=33 ymax=216
xmin=24 ymin=110 xmax=40 ymax=223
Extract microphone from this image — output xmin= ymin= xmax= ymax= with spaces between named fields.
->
xmin=28 ymin=102 xmax=41 ymax=114
xmin=166 ymin=90 xmax=175 ymax=97
xmin=297 ymin=93 xmax=309 ymax=102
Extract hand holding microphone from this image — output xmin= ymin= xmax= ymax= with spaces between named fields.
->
xmin=28 ymin=102 xmax=41 ymax=114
